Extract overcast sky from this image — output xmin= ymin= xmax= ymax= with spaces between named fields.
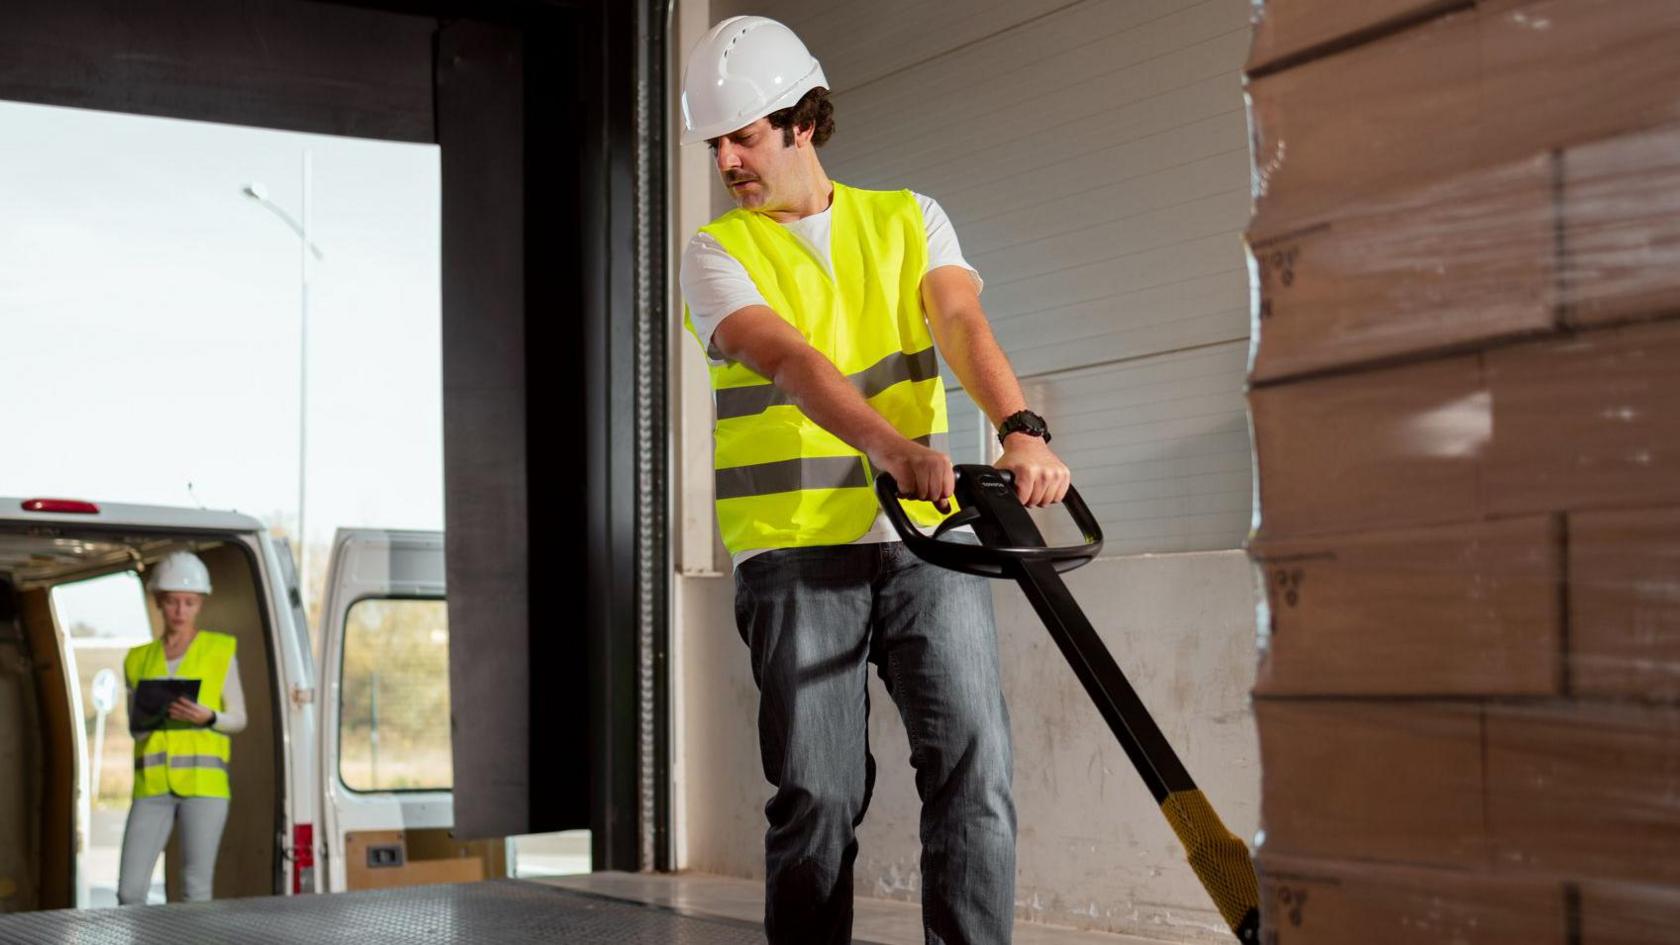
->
xmin=0 ymin=99 xmax=444 ymax=545
xmin=1 ymin=100 xmax=443 ymax=638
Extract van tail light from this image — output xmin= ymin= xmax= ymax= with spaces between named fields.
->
xmin=292 ymin=823 xmax=316 ymax=894
xmin=22 ymin=499 xmax=100 ymax=514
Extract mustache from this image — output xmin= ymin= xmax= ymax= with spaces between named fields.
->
xmin=725 ymin=172 xmax=758 ymax=185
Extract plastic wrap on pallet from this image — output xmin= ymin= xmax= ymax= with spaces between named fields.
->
xmin=1245 ymin=0 xmax=1464 ymax=76
xmin=1249 ymin=320 xmax=1680 ymax=537
xmin=1248 ymin=0 xmax=1680 ymax=228
xmin=1251 ymin=704 xmax=1680 ymax=942
xmin=1563 ymin=128 xmax=1680 ymax=330
xmin=1243 ymin=0 xmax=1680 ymax=384
xmin=1259 ymin=851 xmax=1680 ymax=945
xmin=1242 ymin=1 xmax=1680 ymax=942
xmin=1246 ymin=153 xmax=1559 ymax=383
xmin=1245 ymin=127 xmax=1680 ymax=385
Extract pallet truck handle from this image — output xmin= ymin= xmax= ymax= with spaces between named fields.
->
xmin=873 ymin=465 xmax=1104 ymax=577
xmin=878 ymin=462 xmax=1262 ymax=943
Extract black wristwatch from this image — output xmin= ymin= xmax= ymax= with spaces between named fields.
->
xmin=997 ymin=409 xmax=1051 ymax=445
xmin=206 ymin=711 xmax=218 ymax=729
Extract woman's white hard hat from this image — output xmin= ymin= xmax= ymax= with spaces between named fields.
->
xmin=680 ymin=16 xmax=828 ymax=146
xmin=147 ymin=550 xmax=213 ymax=596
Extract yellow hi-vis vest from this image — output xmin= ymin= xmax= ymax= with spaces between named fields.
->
xmin=685 ymin=182 xmax=954 ymax=555
xmin=125 ymin=631 xmax=235 ymax=799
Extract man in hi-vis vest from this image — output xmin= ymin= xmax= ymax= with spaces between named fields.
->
xmin=679 ymin=17 xmax=1069 ymax=945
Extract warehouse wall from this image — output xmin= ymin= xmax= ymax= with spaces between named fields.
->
xmin=669 ymin=0 xmax=1260 ymax=939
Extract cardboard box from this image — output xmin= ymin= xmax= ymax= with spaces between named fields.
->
xmin=1568 ymin=507 xmax=1680 ymax=700
xmin=1256 ymin=701 xmax=1488 ymax=867
xmin=1580 ymin=880 xmax=1680 ymax=945
xmin=1248 ymin=153 xmax=1558 ymax=384
xmin=1252 ymin=515 xmax=1562 ymax=696
xmin=1246 ymin=0 xmax=1463 ymax=75
xmin=1486 ymin=319 xmax=1680 ymax=516
xmin=345 ymin=829 xmax=488 ymax=891
xmin=1259 ymin=853 xmax=1566 ymax=945
xmin=350 ymin=857 xmax=484 ymax=891
xmin=1562 ymin=126 xmax=1680 ymax=328
xmin=1260 ymin=701 xmax=1680 ymax=882
xmin=1253 ymin=320 xmax=1680 ymax=539
xmin=406 ymin=829 xmax=508 ymax=878
xmin=1249 ymin=0 xmax=1680 ymax=233
xmin=1486 ymin=704 xmax=1680 ymax=886
xmin=1249 ymin=3 xmax=1479 ymax=232
xmin=1249 ymin=353 xmax=1488 ymax=537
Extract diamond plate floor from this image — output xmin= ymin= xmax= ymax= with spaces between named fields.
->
xmin=0 ymin=880 xmax=811 ymax=945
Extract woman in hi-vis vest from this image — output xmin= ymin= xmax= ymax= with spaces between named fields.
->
xmin=116 ymin=550 xmax=247 ymax=904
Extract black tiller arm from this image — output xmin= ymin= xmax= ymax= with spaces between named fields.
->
xmin=876 ymin=465 xmax=1261 ymax=943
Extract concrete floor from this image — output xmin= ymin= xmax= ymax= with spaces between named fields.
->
xmin=541 ymin=871 xmax=1181 ymax=945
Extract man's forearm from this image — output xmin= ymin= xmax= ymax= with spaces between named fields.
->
xmin=928 ymin=296 xmax=1068 ymax=505
xmin=930 ymin=307 xmax=1028 ymax=427
xmin=773 ymin=347 xmax=909 ymax=457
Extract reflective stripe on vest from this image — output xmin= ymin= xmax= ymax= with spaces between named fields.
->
xmin=685 ymin=183 xmax=954 ymax=554
xmin=124 ymin=631 xmax=236 ymax=799
xmin=169 ymin=754 xmax=230 ymax=771
xmin=713 ymin=433 xmax=949 ymax=500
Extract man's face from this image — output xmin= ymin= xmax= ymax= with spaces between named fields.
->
xmin=709 ymin=118 xmax=798 ymax=210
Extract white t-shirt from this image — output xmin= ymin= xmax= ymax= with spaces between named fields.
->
xmin=679 ymin=191 xmax=982 ymax=567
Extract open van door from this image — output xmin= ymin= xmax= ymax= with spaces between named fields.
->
xmin=318 ymin=529 xmax=503 ymax=891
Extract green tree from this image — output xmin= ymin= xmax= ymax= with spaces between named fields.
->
xmin=338 ymin=599 xmax=452 ymax=790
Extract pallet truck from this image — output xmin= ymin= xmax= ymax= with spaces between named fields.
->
xmin=876 ymin=464 xmax=1261 ymax=943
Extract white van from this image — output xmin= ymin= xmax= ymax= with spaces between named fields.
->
xmin=0 ymin=497 xmax=496 ymax=912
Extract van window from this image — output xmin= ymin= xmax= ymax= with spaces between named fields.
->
xmin=338 ymin=598 xmax=451 ymax=792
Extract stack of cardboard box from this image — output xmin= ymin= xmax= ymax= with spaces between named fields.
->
xmin=1244 ymin=1 xmax=1680 ymax=941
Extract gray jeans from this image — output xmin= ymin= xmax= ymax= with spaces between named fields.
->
xmin=117 ymin=794 xmax=228 ymax=904
xmin=734 ymin=541 xmax=1016 ymax=945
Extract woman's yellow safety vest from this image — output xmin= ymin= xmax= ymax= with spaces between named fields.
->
xmin=686 ymin=182 xmax=954 ymax=555
xmin=125 ymin=631 xmax=235 ymax=799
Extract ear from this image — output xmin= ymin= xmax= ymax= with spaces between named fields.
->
xmin=792 ymin=120 xmax=816 ymax=150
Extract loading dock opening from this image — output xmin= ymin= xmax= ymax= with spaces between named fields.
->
xmin=0 ymin=0 xmax=672 ymax=883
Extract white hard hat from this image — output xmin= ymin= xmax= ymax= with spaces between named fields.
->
xmin=147 ymin=551 xmax=212 ymax=596
xmin=680 ymin=16 xmax=828 ymax=146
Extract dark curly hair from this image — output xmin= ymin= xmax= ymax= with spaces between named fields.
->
xmin=766 ymin=87 xmax=834 ymax=148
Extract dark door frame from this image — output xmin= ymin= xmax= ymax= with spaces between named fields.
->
xmin=0 ymin=0 xmax=669 ymax=876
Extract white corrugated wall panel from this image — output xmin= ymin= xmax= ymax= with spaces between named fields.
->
xmin=752 ymin=0 xmax=1089 ymax=89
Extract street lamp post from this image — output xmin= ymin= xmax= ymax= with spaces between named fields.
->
xmin=243 ymin=151 xmax=325 ymax=606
